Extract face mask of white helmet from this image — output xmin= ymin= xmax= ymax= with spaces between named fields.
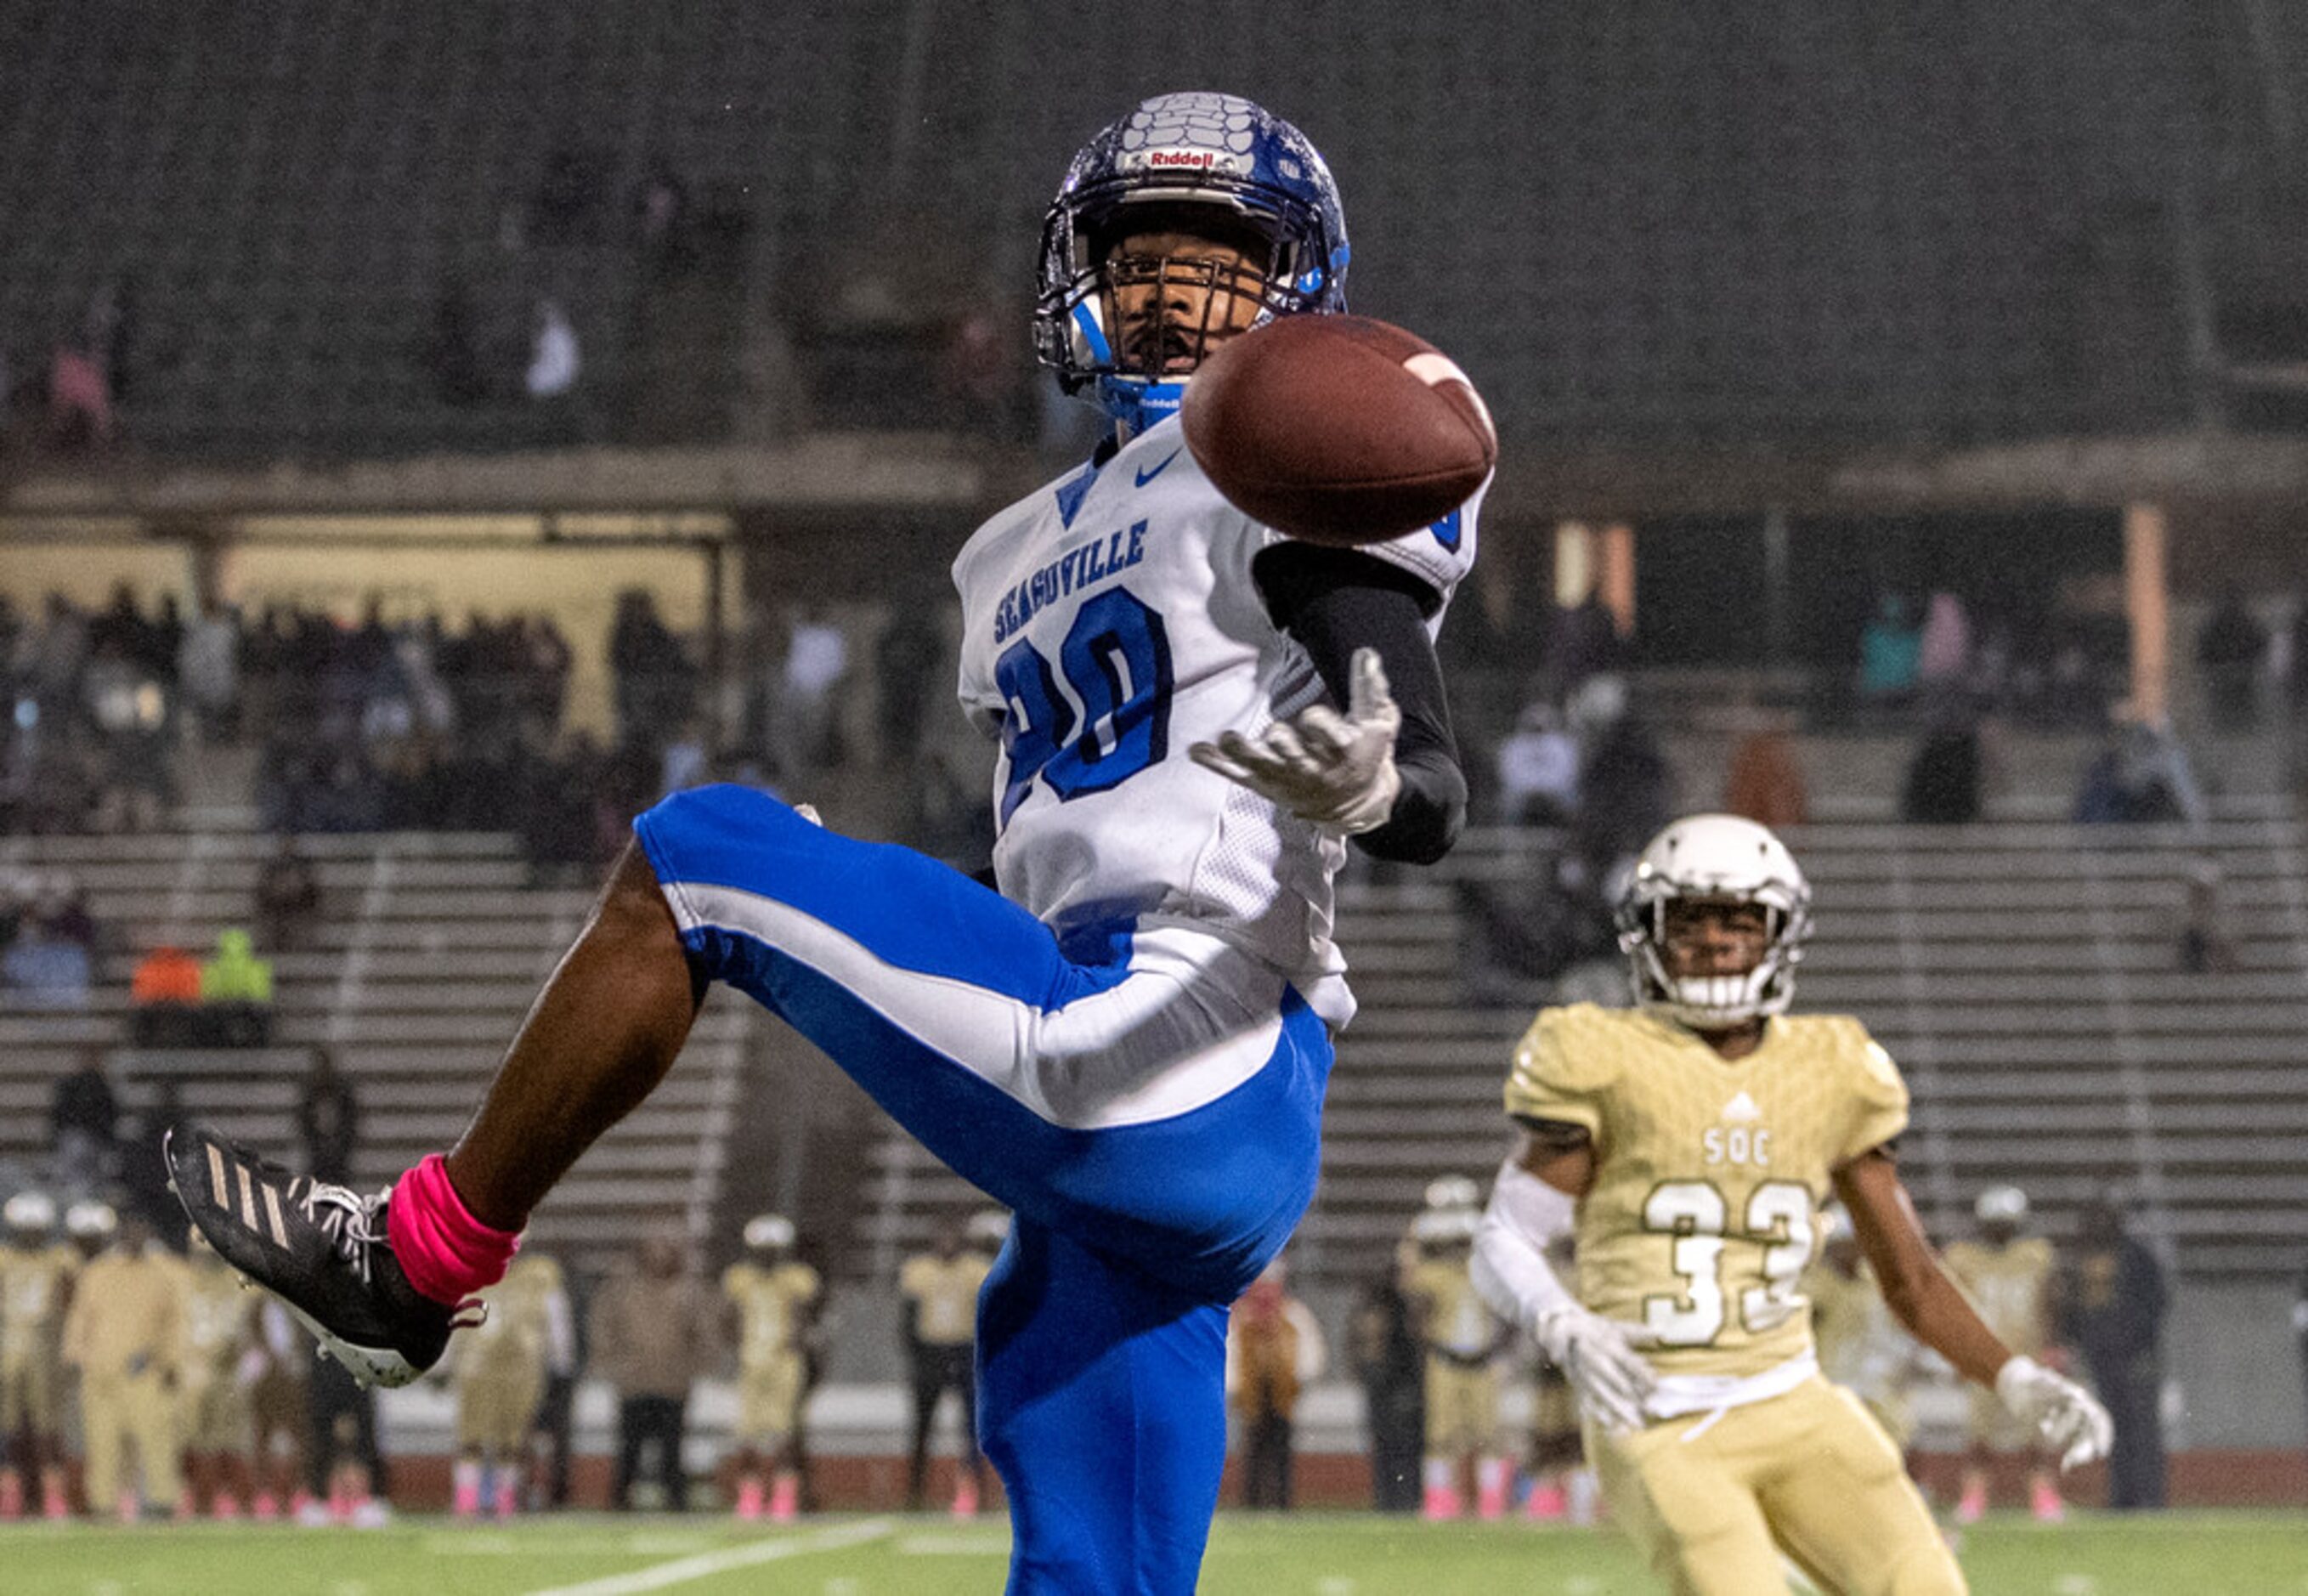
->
xmin=1616 ymin=813 xmax=1812 ymax=1030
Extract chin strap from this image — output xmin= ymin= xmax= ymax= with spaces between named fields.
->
xmin=1093 ymin=374 xmax=1187 ymax=435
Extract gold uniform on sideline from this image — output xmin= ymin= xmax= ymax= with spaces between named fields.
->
xmin=1506 ymin=1002 xmax=1963 ymax=1595
xmin=176 ymin=1252 xmax=255 ymax=1457
xmin=1401 ymin=1254 xmax=1501 ymax=1459
xmin=0 ymin=1242 xmax=76 ymax=1440
xmin=455 ymin=1256 xmax=559 ymax=1457
xmin=1942 ymin=1237 xmax=2054 ymax=1453
xmin=723 ymin=1258 xmax=820 ymax=1446
xmin=1803 ymin=1254 xmax=1919 ymax=1448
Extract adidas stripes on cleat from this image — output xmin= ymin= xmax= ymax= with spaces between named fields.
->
xmin=164 ymin=1122 xmax=472 ymax=1387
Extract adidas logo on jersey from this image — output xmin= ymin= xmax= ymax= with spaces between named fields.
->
xmin=1720 ymin=1091 xmax=1762 ymax=1123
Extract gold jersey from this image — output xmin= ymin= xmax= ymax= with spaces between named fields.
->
xmin=1942 ymin=1237 xmax=2054 ymax=1355
xmin=0 ymin=1243 xmax=75 ymax=1360
xmin=900 ymin=1251 xmax=990 ymax=1348
xmin=178 ymin=1259 xmax=252 ymax=1376
xmin=722 ymin=1259 xmax=820 ymax=1372
xmin=1503 ymin=1003 xmax=1909 ymax=1381
xmin=461 ymin=1254 xmax=561 ymax=1381
xmin=1402 ymin=1255 xmax=1497 ymax=1361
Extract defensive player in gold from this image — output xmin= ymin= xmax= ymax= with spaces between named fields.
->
xmin=1471 ymin=815 xmax=2111 ymax=1596
xmin=1943 ymin=1185 xmax=2062 ymax=1524
xmin=722 ymin=1214 xmax=820 ymax=1521
xmin=0 ymin=1192 xmax=76 ymax=1520
xmin=899 ymin=1214 xmax=994 ymax=1515
xmin=1400 ymin=1182 xmax=1512 ymax=1520
xmin=175 ymin=1228 xmax=257 ymax=1518
xmin=449 ymin=1251 xmax=562 ymax=1519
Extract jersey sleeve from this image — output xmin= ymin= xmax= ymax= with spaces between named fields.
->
xmin=1253 ymin=473 xmax=1484 ymax=618
xmin=1502 ymin=1004 xmax=1622 ymax=1147
xmin=1829 ymin=1017 xmax=1910 ymax=1164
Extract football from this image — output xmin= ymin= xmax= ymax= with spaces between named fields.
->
xmin=1180 ymin=314 xmax=1496 ymax=546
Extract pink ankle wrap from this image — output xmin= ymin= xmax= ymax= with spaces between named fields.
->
xmin=387 ymin=1155 xmax=520 ymax=1305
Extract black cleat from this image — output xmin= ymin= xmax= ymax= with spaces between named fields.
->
xmin=164 ymin=1122 xmax=470 ymax=1387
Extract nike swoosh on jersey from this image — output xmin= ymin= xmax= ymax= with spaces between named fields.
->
xmin=1135 ymin=449 xmax=1181 ymax=488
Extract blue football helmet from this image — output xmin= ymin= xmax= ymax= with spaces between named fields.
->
xmin=1034 ymin=92 xmax=1349 ymax=434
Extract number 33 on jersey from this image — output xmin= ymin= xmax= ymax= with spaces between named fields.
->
xmin=952 ymin=421 xmax=1478 ymax=1028
xmin=1503 ymin=1003 xmax=1909 ymax=1378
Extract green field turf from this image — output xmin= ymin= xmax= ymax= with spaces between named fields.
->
xmin=3 ymin=1509 xmax=2305 ymax=1594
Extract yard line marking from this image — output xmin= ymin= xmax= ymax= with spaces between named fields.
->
xmin=523 ymin=1519 xmax=895 ymax=1596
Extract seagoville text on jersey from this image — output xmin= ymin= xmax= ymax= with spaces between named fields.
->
xmin=993 ymin=518 xmax=1149 ymax=644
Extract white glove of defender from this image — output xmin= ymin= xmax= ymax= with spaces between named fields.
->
xmin=1534 ymin=1303 xmax=1659 ymax=1433
xmin=1190 ymin=647 xmax=1402 ymax=834
xmin=1995 ymin=1355 xmax=2114 ymax=1471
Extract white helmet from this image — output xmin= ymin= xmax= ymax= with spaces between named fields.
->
xmin=1423 ymin=1174 xmax=1480 ymax=1214
xmin=1410 ymin=1206 xmax=1479 ymax=1247
xmin=64 ymin=1199 xmax=117 ymax=1242
xmin=742 ymin=1214 xmax=795 ymax=1252
xmin=1617 ymin=814 xmax=1811 ymax=1029
xmin=3 ymin=1191 xmax=56 ymax=1233
xmin=1975 ymin=1186 xmax=2028 ymax=1225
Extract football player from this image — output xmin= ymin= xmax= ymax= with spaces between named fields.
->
xmin=1943 ymin=1185 xmax=2062 ymax=1523
xmin=1470 ymin=815 xmax=2111 ymax=1596
xmin=899 ymin=1214 xmax=993 ymax=1515
xmin=0 ymin=1192 xmax=76 ymax=1520
xmin=1802 ymin=1202 xmax=1925 ymax=1453
xmin=169 ymin=88 xmax=1475 ymax=1592
xmin=447 ymin=1254 xmax=556 ymax=1519
xmin=722 ymin=1214 xmax=820 ymax=1522
xmin=1400 ymin=1191 xmax=1512 ymax=1520
xmin=175 ymin=1227 xmax=257 ymax=1518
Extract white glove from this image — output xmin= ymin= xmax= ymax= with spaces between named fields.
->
xmin=1534 ymin=1303 xmax=1659 ymax=1433
xmin=1995 ymin=1355 xmax=2113 ymax=1471
xmin=1189 ymin=648 xmax=1402 ymax=834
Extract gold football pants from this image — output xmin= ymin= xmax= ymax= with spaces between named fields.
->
xmin=81 ymin=1369 xmax=181 ymax=1509
xmin=1587 ymin=1375 xmax=1964 ymax=1596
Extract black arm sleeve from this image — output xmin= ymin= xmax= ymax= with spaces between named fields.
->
xmin=1251 ymin=541 xmax=1465 ymax=864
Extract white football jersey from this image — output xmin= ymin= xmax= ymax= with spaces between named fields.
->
xmin=953 ymin=415 xmax=1480 ymax=1027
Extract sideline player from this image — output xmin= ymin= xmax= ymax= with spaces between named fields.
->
xmin=176 ymin=1228 xmax=257 ymax=1518
xmin=723 ymin=1214 xmax=820 ymax=1521
xmin=1400 ymin=1187 xmax=1511 ymax=1520
xmin=1943 ymin=1186 xmax=2063 ymax=1522
xmin=0 ymin=1192 xmax=76 ymax=1520
xmin=899 ymin=1214 xmax=992 ymax=1515
xmin=170 ymin=89 xmax=1474 ymax=1591
xmin=1470 ymin=815 xmax=2110 ymax=1596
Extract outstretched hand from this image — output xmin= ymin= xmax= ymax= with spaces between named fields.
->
xmin=1190 ymin=648 xmax=1402 ymax=834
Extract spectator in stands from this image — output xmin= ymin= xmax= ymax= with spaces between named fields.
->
xmin=2196 ymin=586 xmax=2267 ymax=733
xmin=525 ymin=299 xmax=580 ymax=403
xmin=779 ymin=605 xmax=849 ymax=778
xmin=127 ymin=944 xmax=204 ymax=1048
xmin=253 ymin=835 xmax=323 ymax=954
xmin=1 ymin=876 xmax=93 ymax=1009
xmin=48 ymin=1048 xmax=116 ymax=1195
xmin=2060 ymin=1195 xmax=2168 ymax=1510
xmin=590 ymin=1231 xmax=717 ymax=1511
xmin=608 ymin=591 xmax=696 ymax=759
xmin=117 ymin=1075 xmax=184 ymax=1238
xmin=296 ymin=1050 xmax=360 ymax=1184
xmin=2174 ymin=857 xmax=2237 ymax=973
xmin=198 ymin=928 xmax=273 ymax=1047
xmin=2074 ymin=716 xmax=2206 ymax=826
xmin=1721 ymin=708 xmax=1808 ymax=830
xmin=1568 ymin=677 xmax=1672 ymax=879
xmin=1225 ymin=1258 xmax=1325 ymax=1512
xmin=1492 ymin=702 xmax=1579 ymax=827
xmin=177 ymin=599 xmax=240 ymax=744
xmin=1349 ymin=1273 xmax=1423 ymax=1514
xmin=1916 ymin=591 xmax=1972 ymax=695
xmin=898 ymin=1216 xmax=990 ymax=1515
xmin=1858 ymin=592 xmax=1922 ymax=706
xmin=46 ymin=342 xmax=113 ymax=451
xmin=1901 ymin=703 xmax=1987 ymax=823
